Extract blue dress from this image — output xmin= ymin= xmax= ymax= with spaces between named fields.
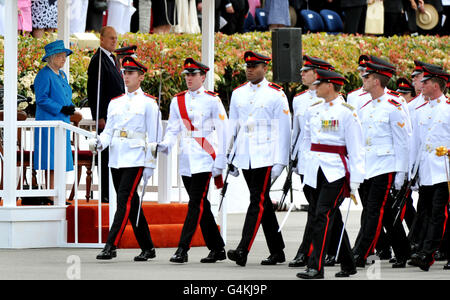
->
xmin=33 ymin=65 xmax=74 ymax=171
xmin=265 ymin=0 xmax=291 ymax=26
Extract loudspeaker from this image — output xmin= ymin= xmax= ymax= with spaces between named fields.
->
xmin=272 ymin=28 xmax=302 ymax=83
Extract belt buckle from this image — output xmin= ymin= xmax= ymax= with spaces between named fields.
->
xmin=120 ymin=130 xmax=128 ymax=138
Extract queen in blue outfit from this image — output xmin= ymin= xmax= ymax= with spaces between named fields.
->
xmin=34 ymin=40 xmax=75 ymax=188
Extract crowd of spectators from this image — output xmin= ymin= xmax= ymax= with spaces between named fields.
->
xmin=0 ymin=0 xmax=448 ymax=38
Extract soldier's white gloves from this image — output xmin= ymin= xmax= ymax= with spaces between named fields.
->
xmin=350 ymin=182 xmax=359 ymax=196
xmin=88 ymin=136 xmax=102 ymax=153
xmin=212 ymin=167 xmax=222 ymax=178
xmin=271 ymin=164 xmax=284 ymax=182
xmin=157 ymin=143 xmax=169 ymax=154
xmin=394 ymin=172 xmax=406 ymax=190
xmin=143 ymin=167 xmax=154 ymax=182
xmin=228 ymin=164 xmax=239 ymax=177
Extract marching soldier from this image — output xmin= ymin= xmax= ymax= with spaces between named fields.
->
xmin=226 ymin=51 xmax=291 ymax=267
xmin=352 ymin=61 xmax=411 ymax=268
xmin=154 ymin=58 xmax=227 ymax=264
xmin=92 ymin=56 xmax=162 ymax=261
xmin=289 ymin=55 xmax=335 ymax=267
xmin=408 ymin=65 xmax=450 ymax=271
xmin=296 ymin=69 xmax=365 ymax=279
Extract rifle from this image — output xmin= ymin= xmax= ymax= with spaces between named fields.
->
xmin=277 ymin=129 xmax=301 ymax=210
xmin=218 ymin=124 xmax=241 ymax=211
xmin=392 ymin=169 xmax=418 ymax=226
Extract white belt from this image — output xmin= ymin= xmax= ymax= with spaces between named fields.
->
xmin=113 ymin=130 xmax=146 ymax=140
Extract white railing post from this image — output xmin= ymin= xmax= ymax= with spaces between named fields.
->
xmin=158 ymin=121 xmax=171 ymax=203
xmin=2 ymin=0 xmax=18 ymax=207
xmin=54 ymin=125 xmax=67 ymax=206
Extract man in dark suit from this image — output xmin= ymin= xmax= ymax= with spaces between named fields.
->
xmin=339 ymin=0 xmax=367 ymax=34
xmin=87 ymin=26 xmax=125 ymax=203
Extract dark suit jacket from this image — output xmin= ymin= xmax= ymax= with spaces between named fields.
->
xmin=340 ymin=0 xmax=367 ymax=8
xmin=87 ymin=48 xmax=125 ymax=123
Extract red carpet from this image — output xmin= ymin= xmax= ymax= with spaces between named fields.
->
xmin=66 ymin=201 xmax=210 ymax=248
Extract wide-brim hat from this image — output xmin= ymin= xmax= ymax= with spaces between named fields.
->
xmin=416 ymin=4 xmax=439 ymax=30
xmin=42 ymin=40 xmax=73 ymax=62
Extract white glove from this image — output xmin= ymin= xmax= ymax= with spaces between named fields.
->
xmin=212 ymin=167 xmax=222 ymax=178
xmin=394 ymin=172 xmax=406 ymax=190
xmin=88 ymin=136 xmax=102 ymax=153
xmin=271 ymin=164 xmax=285 ymax=182
xmin=156 ymin=143 xmax=169 ymax=154
xmin=350 ymin=182 xmax=359 ymax=195
xmin=142 ymin=167 xmax=154 ymax=182
xmin=228 ymin=164 xmax=239 ymax=177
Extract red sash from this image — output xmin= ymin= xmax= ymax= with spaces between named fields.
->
xmin=310 ymin=143 xmax=350 ymax=198
xmin=177 ymin=92 xmax=224 ymax=189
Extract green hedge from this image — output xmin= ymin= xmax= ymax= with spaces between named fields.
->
xmin=0 ymin=32 xmax=448 ymax=119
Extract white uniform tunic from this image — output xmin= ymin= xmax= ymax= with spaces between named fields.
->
xmin=228 ymin=78 xmax=291 ymax=169
xmin=292 ymin=89 xmax=323 ymax=175
xmin=346 ymin=87 xmax=372 ymax=113
xmin=99 ymin=88 xmax=162 ymax=169
xmin=160 ymin=86 xmax=228 ymax=177
xmin=410 ymin=95 xmax=450 ymax=186
xmin=303 ymin=96 xmax=365 ymax=188
xmin=359 ymin=93 xmax=410 ymax=179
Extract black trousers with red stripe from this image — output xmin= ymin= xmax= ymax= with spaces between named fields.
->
xmin=416 ymin=182 xmax=449 ymax=259
xmin=106 ymin=167 xmax=154 ymax=250
xmin=237 ymin=166 xmax=285 ymax=254
xmin=295 ymin=176 xmax=315 ymax=257
xmin=179 ymin=172 xmax=225 ymax=251
xmin=306 ymin=168 xmax=355 ymax=272
xmin=353 ymin=172 xmax=406 ymax=260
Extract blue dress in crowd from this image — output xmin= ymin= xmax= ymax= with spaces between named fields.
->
xmin=265 ymin=0 xmax=291 ymax=27
xmin=33 ymin=65 xmax=74 ymax=172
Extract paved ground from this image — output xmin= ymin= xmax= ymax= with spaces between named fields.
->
xmin=0 ymin=210 xmax=448 ymax=282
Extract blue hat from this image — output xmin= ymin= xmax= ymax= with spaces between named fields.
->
xmin=42 ymin=40 xmax=73 ymax=62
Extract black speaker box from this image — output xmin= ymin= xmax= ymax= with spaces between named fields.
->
xmin=272 ymin=28 xmax=302 ymax=83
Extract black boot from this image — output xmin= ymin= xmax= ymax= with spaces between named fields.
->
xmin=200 ymin=248 xmax=226 ymax=263
xmin=288 ymin=252 xmax=308 ymax=267
xmin=227 ymin=248 xmax=248 ymax=267
xmin=96 ymin=244 xmax=117 ymax=260
xmin=134 ymin=248 xmax=156 ymax=261
xmin=170 ymin=247 xmax=188 ymax=263
xmin=261 ymin=251 xmax=286 ymax=265
xmin=296 ymin=268 xmax=324 ymax=279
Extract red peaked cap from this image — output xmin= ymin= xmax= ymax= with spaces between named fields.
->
xmin=358 ymin=55 xmax=395 ymax=72
xmin=312 ymin=68 xmax=347 ymax=86
xmin=362 ymin=62 xmax=395 ymax=79
xmin=396 ymin=77 xmax=414 ymax=93
xmin=244 ymin=51 xmax=271 ymax=65
xmin=114 ymin=45 xmax=137 ymax=56
xmin=412 ymin=60 xmax=443 ymax=77
xmin=182 ymin=57 xmax=210 ymax=74
xmin=420 ymin=65 xmax=450 ymax=83
xmin=122 ymin=56 xmax=147 ymax=73
xmin=301 ymin=55 xmax=335 ymax=71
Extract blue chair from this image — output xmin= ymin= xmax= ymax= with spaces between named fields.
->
xmin=320 ymin=9 xmax=344 ymax=34
xmin=243 ymin=12 xmax=256 ymax=33
xmin=300 ymin=10 xmax=325 ymax=33
xmin=254 ymin=8 xmax=269 ymax=31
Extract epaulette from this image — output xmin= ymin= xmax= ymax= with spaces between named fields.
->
xmin=294 ymin=90 xmax=308 ymax=97
xmin=144 ymin=92 xmax=157 ymax=100
xmin=310 ymin=100 xmax=323 ymax=107
xmin=233 ymin=82 xmax=248 ymax=91
xmin=387 ymin=90 xmax=401 ymax=97
xmin=446 ymin=97 xmax=450 ymax=104
xmin=205 ymin=90 xmax=219 ymax=97
xmin=388 ymin=98 xmax=401 ymax=107
xmin=360 ymin=99 xmax=372 ymax=110
xmin=269 ymin=82 xmax=283 ymax=91
xmin=111 ymin=93 xmax=124 ymax=101
xmin=174 ymin=90 xmax=188 ymax=97
xmin=416 ymin=101 xmax=428 ymax=110
xmin=341 ymin=102 xmax=355 ymax=111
